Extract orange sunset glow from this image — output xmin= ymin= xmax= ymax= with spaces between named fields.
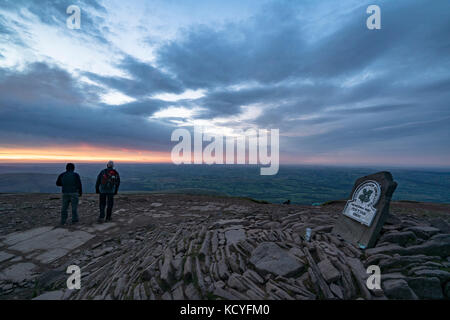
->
xmin=0 ymin=146 xmax=172 ymax=163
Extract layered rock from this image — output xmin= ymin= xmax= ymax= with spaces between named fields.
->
xmin=0 ymin=194 xmax=448 ymax=300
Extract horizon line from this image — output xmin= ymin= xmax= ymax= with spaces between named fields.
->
xmin=0 ymin=161 xmax=449 ymax=171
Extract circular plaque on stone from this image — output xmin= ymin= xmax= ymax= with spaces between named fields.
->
xmin=342 ymin=180 xmax=381 ymax=227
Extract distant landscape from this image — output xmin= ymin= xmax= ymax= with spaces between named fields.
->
xmin=0 ymin=163 xmax=449 ymax=205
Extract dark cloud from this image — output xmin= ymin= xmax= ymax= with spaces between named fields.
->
xmin=117 ymin=99 xmax=172 ymax=117
xmin=0 ymin=63 xmax=174 ymax=152
xmin=84 ymin=55 xmax=184 ymax=99
xmin=1 ymin=0 xmax=449 ymax=165
xmin=0 ymin=62 xmax=92 ymax=104
xmin=330 ymin=104 xmax=415 ymax=116
xmin=154 ymin=0 xmax=450 ymax=162
xmin=157 ymin=1 xmax=449 ymax=95
xmin=157 ymin=2 xmax=308 ymax=89
xmin=292 ymin=115 xmax=450 ymax=154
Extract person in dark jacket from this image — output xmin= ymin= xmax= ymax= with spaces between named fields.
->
xmin=95 ymin=161 xmax=120 ymax=223
xmin=56 ymin=163 xmax=82 ymax=225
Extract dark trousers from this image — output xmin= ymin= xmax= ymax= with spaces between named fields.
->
xmin=99 ymin=193 xmax=114 ymax=220
xmin=61 ymin=193 xmax=79 ymax=224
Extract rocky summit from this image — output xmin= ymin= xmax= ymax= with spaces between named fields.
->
xmin=0 ymin=193 xmax=449 ymax=300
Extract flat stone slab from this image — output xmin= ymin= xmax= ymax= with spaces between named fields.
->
xmin=224 ymin=205 xmax=250 ymax=214
xmin=214 ymin=219 xmax=246 ymax=228
xmin=179 ymin=213 xmax=202 ymax=217
xmin=317 ymin=259 xmax=341 ymax=283
xmin=5 ymin=227 xmax=94 ymax=264
xmin=143 ymin=211 xmax=174 ymax=218
xmin=151 ymin=212 xmax=173 ymax=218
xmin=0 ymin=262 xmax=38 ymax=283
xmin=87 ymin=222 xmax=117 ymax=232
xmin=0 ymin=251 xmax=14 ymax=263
xmin=225 ymin=228 xmax=246 ymax=244
xmin=33 ymin=290 xmax=65 ymax=300
xmin=36 ymin=248 xmax=71 ymax=264
xmin=189 ymin=204 xmax=222 ymax=212
xmin=250 ymin=242 xmax=304 ymax=277
xmin=2 ymin=227 xmax=54 ymax=246
xmin=150 ymin=203 xmax=163 ymax=207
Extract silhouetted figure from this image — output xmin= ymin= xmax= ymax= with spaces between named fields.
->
xmin=56 ymin=163 xmax=82 ymax=225
xmin=96 ymin=161 xmax=120 ymax=223
xmin=283 ymin=199 xmax=291 ymax=205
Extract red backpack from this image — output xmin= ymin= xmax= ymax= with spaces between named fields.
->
xmin=101 ymin=169 xmax=118 ymax=190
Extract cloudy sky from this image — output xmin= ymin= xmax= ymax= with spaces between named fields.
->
xmin=0 ymin=0 xmax=449 ymax=166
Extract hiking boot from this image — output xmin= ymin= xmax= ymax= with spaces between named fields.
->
xmin=97 ymin=218 xmax=104 ymax=224
xmin=72 ymin=220 xmax=79 ymax=224
xmin=105 ymin=217 xmax=112 ymax=222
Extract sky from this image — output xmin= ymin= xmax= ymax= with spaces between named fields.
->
xmin=0 ymin=0 xmax=449 ymax=167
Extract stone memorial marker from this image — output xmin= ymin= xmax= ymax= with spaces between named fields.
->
xmin=332 ymin=171 xmax=397 ymax=248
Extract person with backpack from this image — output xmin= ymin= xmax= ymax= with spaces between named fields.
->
xmin=56 ymin=163 xmax=83 ymax=225
xmin=95 ymin=161 xmax=120 ymax=223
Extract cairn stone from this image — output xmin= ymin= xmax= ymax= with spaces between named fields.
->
xmin=250 ymin=242 xmax=304 ymax=277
